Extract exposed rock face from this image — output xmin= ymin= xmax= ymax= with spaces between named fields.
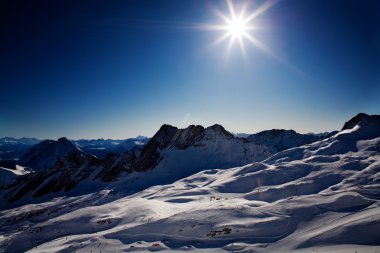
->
xmin=19 ymin=137 xmax=81 ymax=171
xmin=133 ymin=125 xmax=178 ymax=173
xmin=95 ymin=152 xmax=136 ymax=182
xmin=168 ymin=125 xmax=206 ymax=149
xmin=33 ymin=152 xmax=99 ymax=197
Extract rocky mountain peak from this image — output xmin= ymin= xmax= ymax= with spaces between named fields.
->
xmin=341 ymin=113 xmax=380 ymax=131
xmin=204 ymin=124 xmax=234 ymax=139
xmin=19 ymin=137 xmax=82 ymax=171
xmin=57 ymin=137 xmax=70 ymax=142
xmin=152 ymin=124 xmax=178 ymax=147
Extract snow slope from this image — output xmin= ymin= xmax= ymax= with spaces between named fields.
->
xmin=0 ymin=166 xmax=30 ymax=188
xmin=0 ymin=113 xmax=379 ymax=252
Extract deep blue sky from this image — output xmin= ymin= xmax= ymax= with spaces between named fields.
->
xmin=1 ymin=0 xmax=379 ymax=139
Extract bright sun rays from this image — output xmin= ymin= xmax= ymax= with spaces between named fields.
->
xmin=203 ymin=0 xmax=279 ymax=58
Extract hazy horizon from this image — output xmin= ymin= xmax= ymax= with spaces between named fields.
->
xmin=0 ymin=113 xmax=361 ymax=140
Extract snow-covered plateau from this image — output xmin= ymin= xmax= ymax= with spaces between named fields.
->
xmin=0 ymin=113 xmax=379 ymax=252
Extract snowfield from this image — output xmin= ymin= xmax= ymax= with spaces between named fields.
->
xmin=0 ymin=114 xmax=379 ymax=252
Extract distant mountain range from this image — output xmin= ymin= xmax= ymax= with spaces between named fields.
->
xmin=0 ymin=136 xmax=150 ymax=161
xmin=0 ymin=137 xmax=40 ymax=161
xmin=72 ymin=136 xmax=149 ymax=158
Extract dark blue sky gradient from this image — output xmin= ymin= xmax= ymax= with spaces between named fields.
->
xmin=1 ymin=0 xmax=379 ymax=139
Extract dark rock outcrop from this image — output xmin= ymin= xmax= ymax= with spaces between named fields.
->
xmin=341 ymin=113 xmax=380 ymax=131
xmin=6 ymin=152 xmax=99 ymax=202
xmin=19 ymin=137 xmax=81 ymax=171
xmin=96 ymin=152 xmax=136 ymax=182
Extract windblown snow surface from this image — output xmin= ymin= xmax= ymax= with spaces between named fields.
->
xmin=0 ymin=121 xmax=379 ymax=252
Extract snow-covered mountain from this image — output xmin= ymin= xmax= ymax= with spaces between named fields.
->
xmin=3 ymin=151 xmax=141 ymax=203
xmin=19 ymin=137 xmax=82 ymax=171
xmin=247 ymin=129 xmax=333 ymax=153
xmin=0 ymin=137 xmax=40 ymax=161
xmin=102 ymin=124 xmax=273 ymax=193
xmin=0 ymin=113 xmax=379 ymax=253
xmin=1 ymin=124 xmax=272 ymax=205
xmin=133 ymin=124 xmax=271 ymax=173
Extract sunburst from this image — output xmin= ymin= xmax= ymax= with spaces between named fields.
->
xmin=204 ymin=0 xmax=278 ymax=57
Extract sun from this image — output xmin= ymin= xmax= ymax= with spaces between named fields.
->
xmin=204 ymin=0 xmax=278 ymax=57
xmin=227 ymin=17 xmax=248 ymax=39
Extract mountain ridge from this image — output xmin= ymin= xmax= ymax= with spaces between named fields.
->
xmin=1 ymin=123 xmax=271 ymax=205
